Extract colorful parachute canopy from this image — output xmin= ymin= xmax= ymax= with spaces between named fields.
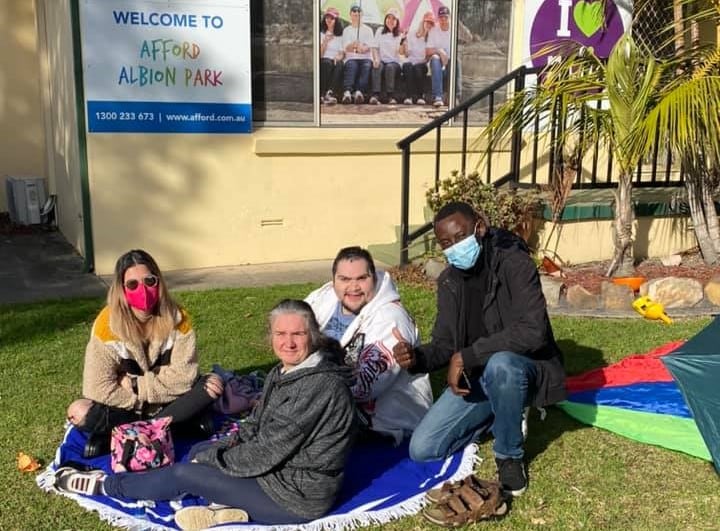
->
xmin=559 ymin=318 xmax=720 ymax=474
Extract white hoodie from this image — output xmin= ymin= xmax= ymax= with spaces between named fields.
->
xmin=306 ymin=271 xmax=433 ymax=444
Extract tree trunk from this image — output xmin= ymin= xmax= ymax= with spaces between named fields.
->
xmin=685 ymin=174 xmax=719 ymax=264
xmin=700 ymin=172 xmax=720 ymax=255
xmin=606 ymin=173 xmax=635 ymax=277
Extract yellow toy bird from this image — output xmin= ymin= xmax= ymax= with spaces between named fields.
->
xmin=632 ymin=296 xmax=673 ymax=324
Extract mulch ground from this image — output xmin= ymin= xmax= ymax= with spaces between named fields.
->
xmin=391 ymin=248 xmax=720 ymax=295
xmin=561 ymin=249 xmax=720 ymax=294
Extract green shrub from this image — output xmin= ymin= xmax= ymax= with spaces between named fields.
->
xmin=426 ymin=170 xmax=542 ymax=237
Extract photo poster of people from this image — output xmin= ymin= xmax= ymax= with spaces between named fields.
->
xmin=318 ymin=0 xmax=456 ymax=125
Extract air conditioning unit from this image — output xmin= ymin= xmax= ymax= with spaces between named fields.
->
xmin=5 ymin=177 xmax=47 ymax=225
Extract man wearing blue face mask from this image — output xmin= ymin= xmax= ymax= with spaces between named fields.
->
xmin=392 ymin=201 xmax=565 ymax=497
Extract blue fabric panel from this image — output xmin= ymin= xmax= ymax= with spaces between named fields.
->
xmin=568 ymin=382 xmax=691 ymax=418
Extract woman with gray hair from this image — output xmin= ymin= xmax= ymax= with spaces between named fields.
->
xmin=53 ymin=299 xmax=357 ymax=530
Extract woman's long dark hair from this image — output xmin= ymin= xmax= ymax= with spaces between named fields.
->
xmin=321 ymin=15 xmax=344 ymax=36
xmin=381 ymin=14 xmax=400 ymax=36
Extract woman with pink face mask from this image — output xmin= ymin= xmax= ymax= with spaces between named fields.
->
xmin=65 ymin=249 xmax=223 ymax=458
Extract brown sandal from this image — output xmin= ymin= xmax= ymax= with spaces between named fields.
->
xmin=425 ymin=475 xmax=472 ymax=504
xmin=425 ymin=473 xmax=501 ymax=504
xmin=423 ymin=477 xmax=507 ymax=528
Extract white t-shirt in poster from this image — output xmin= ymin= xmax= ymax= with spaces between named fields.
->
xmin=405 ymin=31 xmax=428 ymax=65
xmin=427 ymin=25 xmax=451 ymax=56
xmin=373 ymin=28 xmax=402 ymax=64
xmin=342 ymin=24 xmax=375 ymax=61
xmin=321 ymin=32 xmax=344 ymax=60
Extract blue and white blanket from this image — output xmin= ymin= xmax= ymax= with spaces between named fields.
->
xmin=37 ymin=422 xmax=478 ymax=530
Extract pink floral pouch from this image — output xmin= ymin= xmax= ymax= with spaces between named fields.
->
xmin=110 ymin=417 xmax=174 ymax=473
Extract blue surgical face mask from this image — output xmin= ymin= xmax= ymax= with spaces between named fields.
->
xmin=443 ymin=227 xmax=482 ymax=270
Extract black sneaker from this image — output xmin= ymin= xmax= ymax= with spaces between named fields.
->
xmin=495 ymin=457 xmax=527 ymax=496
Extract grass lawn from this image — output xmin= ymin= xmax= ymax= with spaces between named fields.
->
xmin=1 ymin=283 xmax=718 ymax=530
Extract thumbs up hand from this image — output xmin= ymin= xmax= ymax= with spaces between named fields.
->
xmin=392 ymin=326 xmax=416 ymax=369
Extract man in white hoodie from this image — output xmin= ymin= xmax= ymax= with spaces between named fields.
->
xmin=306 ymin=246 xmax=433 ymax=444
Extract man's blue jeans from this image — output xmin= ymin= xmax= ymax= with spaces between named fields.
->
xmin=409 ymin=351 xmax=537 ymax=462
xmin=429 ymin=55 xmax=449 ymax=101
xmin=343 ymin=59 xmax=372 ymax=93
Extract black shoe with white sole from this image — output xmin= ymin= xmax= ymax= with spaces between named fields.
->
xmin=495 ymin=457 xmax=527 ymax=497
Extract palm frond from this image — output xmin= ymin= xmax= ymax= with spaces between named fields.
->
xmin=635 ymin=75 xmax=720 ymax=167
xmin=692 ymin=48 xmax=720 ymax=80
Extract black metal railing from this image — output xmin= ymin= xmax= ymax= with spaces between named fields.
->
xmin=396 ymin=65 xmax=683 ymax=265
xmin=396 ymin=65 xmax=536 ymax=265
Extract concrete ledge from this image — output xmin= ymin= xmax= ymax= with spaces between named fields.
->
xmin=252 ymin=127 xmax=507 ymax=156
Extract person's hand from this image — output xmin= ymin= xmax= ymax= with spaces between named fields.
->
xmin=118 ymin=374 xmax=133 ymax=392
xmin=373 ymin=58 xmax=380 ymax=69
xmin=204 ymin=373 xmax=224 ymax=399
xmin=323 ymin=33 xmax=334 ymax=43
xmin=447 ymin=352 xmax=470 ymax=396
xmin=439 ymin=49 xmax=449 ymax=67
xmin=392 ymin=327 xmax=416 ymax=369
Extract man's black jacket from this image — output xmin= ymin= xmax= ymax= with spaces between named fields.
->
xmin=411 ymin=227 xmax=566 ymax=407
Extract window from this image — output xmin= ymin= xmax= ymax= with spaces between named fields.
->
xmin=250 ymin=0 xmax=512 ymax=126
xmin=250 ymin=0 xmax=314 ymax=123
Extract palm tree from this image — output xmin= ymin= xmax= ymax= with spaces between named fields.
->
xmin=632 ymin=0 xmax=720 ymax=264
xmin=479 ymin=34 xmax=660 ymax=277
xmin=480 ymin=0 xmax=720 ymax=274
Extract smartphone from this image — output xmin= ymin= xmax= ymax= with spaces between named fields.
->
xmin=458 ymin=370 xmax=472 ymax=390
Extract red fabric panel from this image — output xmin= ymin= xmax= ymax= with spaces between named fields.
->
xmin=566 ymin=341 xmax=685 ymax=393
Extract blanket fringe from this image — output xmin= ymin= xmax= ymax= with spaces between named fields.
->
xmin=215 ymin=443 xmax=481 ymax=531
xmin=37 ymin=441 xmax=480 ymax=530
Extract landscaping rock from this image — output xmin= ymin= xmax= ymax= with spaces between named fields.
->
xmin=704 ymin=276 xmax=720 ymax=306
xmin=423 ymin=258 xmax=447 ymax=281
xmin=660 ymin=254 xmax=682 ymax=267
xmin=600 ymin=281 xmax=635 ymax=311
xmin=646 ymin=277 xmax=704 ymax=308
xmin=566 ymin=285 xmax=599 ymax=310
xmin=540 ymin=276 xmax=565 ymax=308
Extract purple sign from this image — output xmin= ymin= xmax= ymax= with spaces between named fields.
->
xmin=529 ymin=0 xmax=627 ymax=67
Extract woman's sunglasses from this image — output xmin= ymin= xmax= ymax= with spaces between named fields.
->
xmin=124 ymin=275 xmax=159 ymax=291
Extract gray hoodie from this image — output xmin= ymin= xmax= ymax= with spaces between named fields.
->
xmin=193 ymin=353 xmax=356 ymax=519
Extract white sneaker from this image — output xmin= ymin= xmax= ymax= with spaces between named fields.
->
xmin=353 ymin=90 xmax=364 ymax=104
xmin=53 ymin=467 xmax=106 ymax=496
xmin=388 ymin=97 xmax=398 ymax=105
xmin=325 ymin=91 xmax=337 ymax=105
xmin=342 ymin=90 xmax=352 ymax=104
xmin=433 ymin=97 xmax=444 ymax=107
xmin=175 ymin=506 xmax=249 ymax=531
xmin=403 ymin=98 xmax=413 ymax=105
xmin=417 ymin=98 xmax=426 ymax=105
xmin=369 ymin=95 xmax=379 ymax=105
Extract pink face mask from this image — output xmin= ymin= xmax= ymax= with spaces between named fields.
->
xmin=124 ymin=285 xmax=159 ymax=313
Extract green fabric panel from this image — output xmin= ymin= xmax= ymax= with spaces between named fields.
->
xmin=558 ymin=401 xmax=712 ymax=461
